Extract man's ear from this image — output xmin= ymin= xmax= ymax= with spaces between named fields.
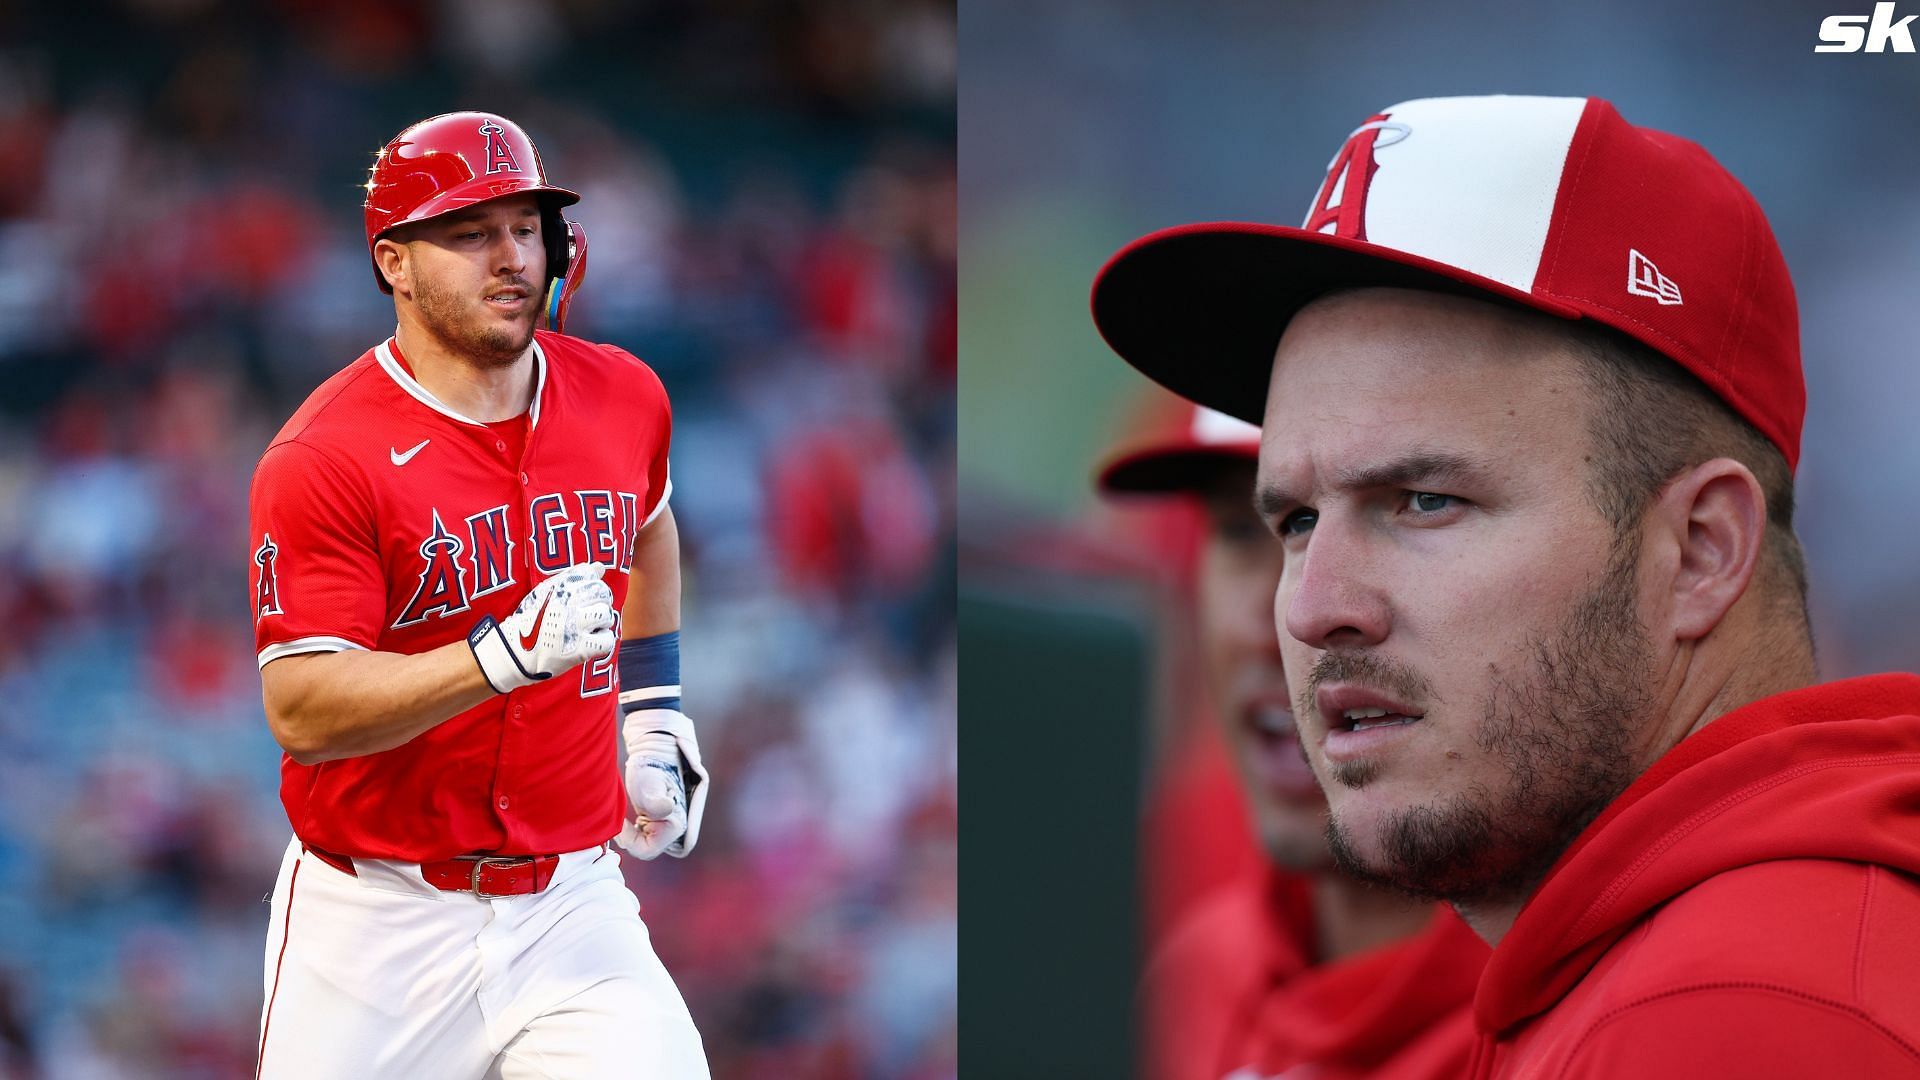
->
xmin=1655 ymin=458 xmax=1766 ymax=642
xmin=373 ymin=237 xmax=411 ymax=297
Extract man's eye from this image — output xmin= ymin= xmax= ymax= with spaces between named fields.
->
xmin=1278 ymin=508 xmax=1317 ymax=537
xmin=1408 ymin=492 xmax=1455 ymax=513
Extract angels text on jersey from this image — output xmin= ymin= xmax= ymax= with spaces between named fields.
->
xmin=254 ymin=487 xmax=643 ymax=629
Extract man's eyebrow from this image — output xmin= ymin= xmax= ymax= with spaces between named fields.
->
xmin=1335 ymin=449 xmax=1496 ymax=493
xmin=1254 ymin=482 xmax=1298 ymax=523
xmin=1252 ymin=448 xmax=1496 ymax=523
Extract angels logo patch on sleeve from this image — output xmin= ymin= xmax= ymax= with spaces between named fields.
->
xmin=254 ymin=533 xmax=284 ymax=619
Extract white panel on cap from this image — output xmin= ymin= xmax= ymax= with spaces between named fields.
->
xmin=1191 ymin=407 xmax=1262 ymax=445
xmin=1351 ymin=95 xmax=1586 ymax=293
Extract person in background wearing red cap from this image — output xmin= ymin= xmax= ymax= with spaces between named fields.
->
xmin=1098 ymin=403 xmax=1487 ymax=1080
xmin=1096 ymin=95 xmax=1920 ymax=1077
xmin=247 ymin=113 xmax=707 ymax=1077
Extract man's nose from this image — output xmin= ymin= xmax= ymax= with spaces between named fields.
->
xmin=1282 ymin=516 xmax=1390 ymax=651
xmin=491 ymin=232 xmax=528 ymax=276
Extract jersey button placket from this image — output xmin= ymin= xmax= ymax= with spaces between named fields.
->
xmin=503 ymin=453 xmax=530 ymax=830
xmin=496 ymin=703 xmax=524 ymax=816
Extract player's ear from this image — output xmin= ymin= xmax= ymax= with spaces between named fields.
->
xmin=373 ymin=237 xmax=412 ymax=297
xmin=1657 ymin=457 xmax=1766 ymax=642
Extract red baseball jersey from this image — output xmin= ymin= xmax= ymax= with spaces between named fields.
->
xmin=248 ymin=330 xmax=671 ymax=861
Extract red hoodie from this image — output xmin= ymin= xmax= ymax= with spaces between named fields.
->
xmin=1144 ymin=868 xmax=1315 ymax=1080
xmin=1469 ymin=673 xmax=1920 ymax=1078
xmin=1237 ymin=906 xmax=1488 ymax=1079
xmin=1144 ymin=869 xmax=1488 ymax=1080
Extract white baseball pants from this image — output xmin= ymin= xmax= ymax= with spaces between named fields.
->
xmin=256 ymin=837 xmax=708 ymax=1079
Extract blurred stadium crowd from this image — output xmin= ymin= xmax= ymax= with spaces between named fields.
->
xmin=0 ymin=2 xmax=954 ymax=1077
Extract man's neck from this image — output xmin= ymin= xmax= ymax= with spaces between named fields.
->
xmin=1455 ymin=626 xmax=1818 ymax=949
xmin=394 ymin=322 xmax=536 ymax=423
xmin=1311 ymin=871 xmax=1433 ymax=962
xmin=1652 ymin=631 xmax=1815 ymax=756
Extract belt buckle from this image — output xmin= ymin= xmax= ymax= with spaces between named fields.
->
xmin=466 ymin=855 xmax=526 ymax=900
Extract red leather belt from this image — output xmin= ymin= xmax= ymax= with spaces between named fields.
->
xmin=302 ymin=843 xmax=567 ymax=899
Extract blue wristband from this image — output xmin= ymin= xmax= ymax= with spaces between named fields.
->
xmin=617 ymin=631 xmax=680 ymax=712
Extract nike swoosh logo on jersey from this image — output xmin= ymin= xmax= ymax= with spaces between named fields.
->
xmin=519 ymin=595 xmax=552 ymax=651
xmin=390 ymin=439 xmax=430 ymax=466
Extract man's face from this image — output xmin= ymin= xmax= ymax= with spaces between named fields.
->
xmin=1193 ymin=464 xmax=1329 ymax=872
xmin=1257 ymin=288 xmax=1656 ymax=906
xmin=395 ymin=193 xmax=546 ymax=366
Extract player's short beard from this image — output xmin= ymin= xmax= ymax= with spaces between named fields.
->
xmin=1319 ymin=534 xmax=1651 ymax=909
xmin=412 ymin=259 xmax=535 ymax=368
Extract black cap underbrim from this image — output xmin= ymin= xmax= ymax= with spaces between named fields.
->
xmin=1091 ymin=222 xmax=1581 ymax=424
xmin=1096 ymin=445 xmax=1258 ymax=495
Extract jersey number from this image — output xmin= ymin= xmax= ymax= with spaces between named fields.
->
xmin=582 ymin=612 xmax=618 ymax=697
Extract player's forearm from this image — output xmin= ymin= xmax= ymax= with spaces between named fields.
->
xmin=261 ymin=642 xmax=494 ymax=765
xmin=623 ymin=506 xmax=682 ymax=638
xmin=614 ymin=505 xmax=703 ymax=860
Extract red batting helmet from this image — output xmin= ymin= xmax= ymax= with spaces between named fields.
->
xmin=362 ymin=111 xmax=584 ymax=319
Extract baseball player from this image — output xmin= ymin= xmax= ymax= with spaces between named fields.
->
xmin=1098 ymin=402 xmax=1485 ymax=1080
xmin=1095 ymin=94 xmax=1920 ymax=1076
xmin=247 ymin=112 xmax=708 ymax=1078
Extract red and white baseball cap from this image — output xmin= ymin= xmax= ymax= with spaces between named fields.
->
xmin=1098 ymin=404 xmax=1262 ymax=494
xmin=1092 ymin=95 xmax=1805 ymax=470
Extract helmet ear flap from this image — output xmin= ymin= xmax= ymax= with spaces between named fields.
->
xmin=541 ymin=205 xmax=572 ymax=280
xmin=540 ymin=218 xmax=589 ymax=333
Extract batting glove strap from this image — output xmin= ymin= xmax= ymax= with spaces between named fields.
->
xmin=468 ymin=615 xmax=547 ymax=694
xmin=620 ymin=707 xmax=709 ymax=858
xmin=470 ymin=563 xmax=617 ymax=695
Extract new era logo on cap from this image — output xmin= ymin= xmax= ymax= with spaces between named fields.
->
xmin=1627 ymin=249 xmax=1683 ymax=306
xmin=1092 ymin=94 xmax=1805 ymax=470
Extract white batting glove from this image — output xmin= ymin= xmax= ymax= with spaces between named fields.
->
xmin=467 ymin=563 xmax=616 ymax=693
xmin=616 ymin=707 xmax=709 ymax=859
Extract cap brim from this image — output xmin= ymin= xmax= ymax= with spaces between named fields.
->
xmin=1097 ymin=443 xmax=1260 ymax=495
xmin=1091 ymin=222 xmax=1583 ymax=424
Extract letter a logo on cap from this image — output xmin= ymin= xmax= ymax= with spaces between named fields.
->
xmin=1304 ymin=114 xmax=1408 ymax=241
xmin=478 ymin=119 xmax=522 ymax=175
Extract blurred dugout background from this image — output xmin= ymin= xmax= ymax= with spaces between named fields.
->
xmin=0 ymin=1 xmax=953 ymax=1077
xmin=960 ymin=0 xmax=1920 ymax=1072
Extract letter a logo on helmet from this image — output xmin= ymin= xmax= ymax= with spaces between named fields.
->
xmin=478 ymin=118 xmax=522 ymax=175
xmin=1303 ymin=114 xmax=1409 ymax=241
